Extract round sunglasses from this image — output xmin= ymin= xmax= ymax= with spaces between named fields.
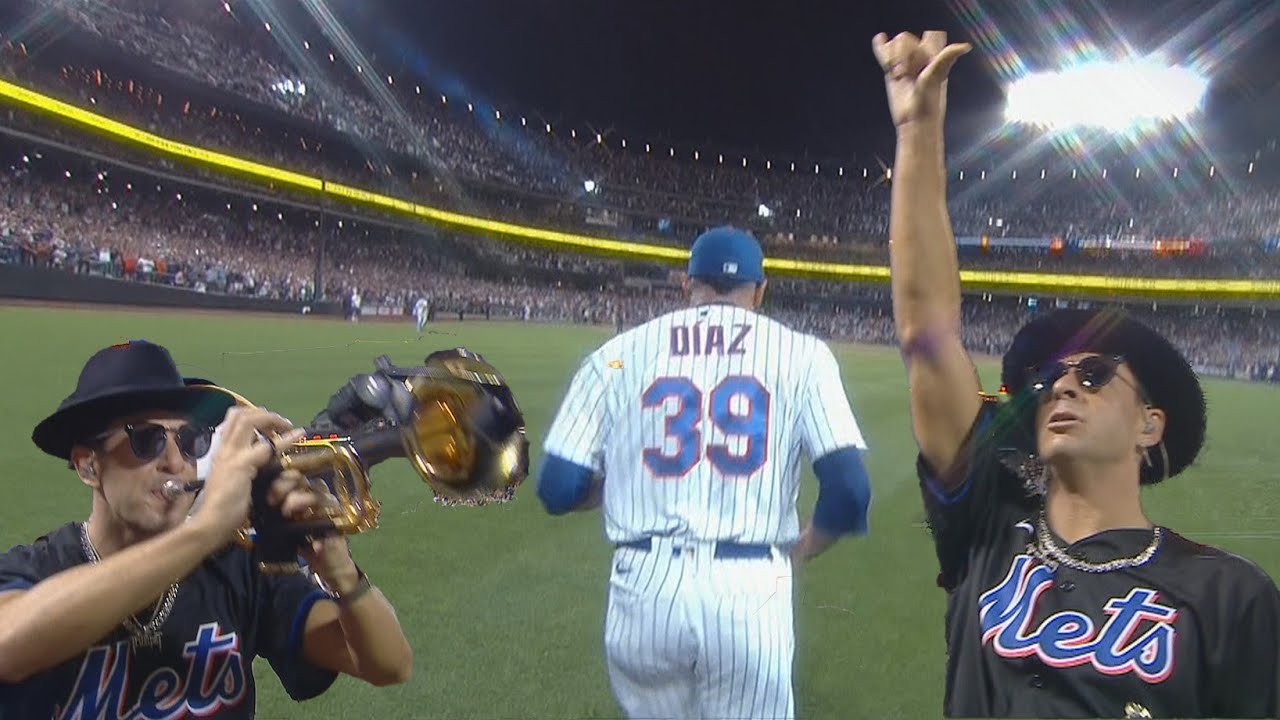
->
xmin=97 ymin=422 xmax=214 ymax=463
xmin=1029 ymin=355 xmax=1149 ymax=401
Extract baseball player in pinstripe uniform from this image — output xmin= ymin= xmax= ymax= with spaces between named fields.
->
xmin=536 ymin=227 xmax=874 ymax=720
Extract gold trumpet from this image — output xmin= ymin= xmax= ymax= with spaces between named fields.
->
xmin=176 ymin=349 xmax=529 ymax=573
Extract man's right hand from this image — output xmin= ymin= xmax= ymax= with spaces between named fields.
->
xmin=190 ymin=407 xmax=306 ymax=546
xmin=872 ymin=31 xmax=971 ymax=129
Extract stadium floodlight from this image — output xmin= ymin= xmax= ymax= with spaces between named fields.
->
xmin=1005 ymin=57 xmax=1208 ymax=132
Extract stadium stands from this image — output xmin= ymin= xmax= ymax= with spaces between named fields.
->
xmin=2 ymin=5 xmax=1277 ymax=265
xmin=0 ymin=0 xmax=1277 ymax=382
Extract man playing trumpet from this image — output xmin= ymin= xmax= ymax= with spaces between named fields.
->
xmin=0 ymin=339 xmax=413 ymax=718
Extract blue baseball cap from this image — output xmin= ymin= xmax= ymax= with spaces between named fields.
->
xmin=687 ymin=227 xmax=765 ymax=283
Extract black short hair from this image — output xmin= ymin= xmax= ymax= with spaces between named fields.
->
xmin=695 ymin=276 xmax=758 ymax=295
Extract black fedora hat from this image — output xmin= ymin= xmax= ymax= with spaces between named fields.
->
xmin=1000 ymin=307 xmax=1207 ymax=485
xmin=32 ymin=340 xmax=239 ymax=461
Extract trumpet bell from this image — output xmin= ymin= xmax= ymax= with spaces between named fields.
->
xmin=404 ymin=380 xmax=478 ymax=490
xmin=192 ymin=346 xmax=529 ymax=572
xmin=402 ymin=356 xmax=529 ymax=506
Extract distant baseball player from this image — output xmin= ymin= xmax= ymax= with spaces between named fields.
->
xmin=0 ymin=340 xmax=413 ymax=718
xmin=349 ymin=289 xmax=362 ymax=323
xmin=874 ymin=30 xmax=1280 ymax=717
xmin=537 ymin=227 xmax=873 ymax=720
xmin=413 ymin=295 xmax=431 ymax=334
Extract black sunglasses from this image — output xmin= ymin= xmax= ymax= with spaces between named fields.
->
xmin=98 ymin=423 xmax=214 ymax=463
xmin=1029 ymin=355 xmax=1147 ymax=401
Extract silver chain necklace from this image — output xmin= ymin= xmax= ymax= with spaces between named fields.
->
xmin=79 ymin=522 xmax=179 ymax=649
xmin=1031 ymin=513 xmax=1163 ymax=574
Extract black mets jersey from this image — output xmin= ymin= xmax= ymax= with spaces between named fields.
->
xmin=919 ymin=399 xmax=1280 ymax=718
xmin=0 ymin=522 xmax=338 ymax=719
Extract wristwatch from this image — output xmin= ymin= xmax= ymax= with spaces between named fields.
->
xmin=323 ymin=568 xmax=374 ymax=605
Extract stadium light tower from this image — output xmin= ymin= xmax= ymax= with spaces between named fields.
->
xmin=1004 ymin=57 xmax=1208 ymax=132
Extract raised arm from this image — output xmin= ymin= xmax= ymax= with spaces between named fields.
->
xmin=873 ymin=31 xmax=982 ymax=481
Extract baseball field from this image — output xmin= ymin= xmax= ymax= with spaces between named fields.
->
xmin=2 ymin=303 xmax=1277 ymax=719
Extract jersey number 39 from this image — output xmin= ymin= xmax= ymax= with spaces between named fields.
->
xmin=641 ymin=376 xmax=770 ymax=478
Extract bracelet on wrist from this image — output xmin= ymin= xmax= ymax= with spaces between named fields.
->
xmin=328 ymin=569 xmax=374 ymax=605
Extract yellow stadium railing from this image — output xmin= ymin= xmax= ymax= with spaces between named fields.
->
xmin=2 ymin=77 xmax=1277 ymax=302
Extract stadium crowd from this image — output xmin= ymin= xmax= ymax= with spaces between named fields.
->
xmin=2 ymin=145 xmax=1278 ymax=383
xmin=3 ymin=4 xmax=1279 ymax=261
xmin=0 ymin=1 xmax=1277 ymax=383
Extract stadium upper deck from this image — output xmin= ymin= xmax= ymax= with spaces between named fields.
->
xmin=0 ymin=0 xmax=1276 ymax=276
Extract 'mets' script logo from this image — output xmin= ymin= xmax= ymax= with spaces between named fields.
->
xmin=56 ymin=623 xmax=247 ymax=720
xmin=979 ymin=556 xmax=1178 ymax=683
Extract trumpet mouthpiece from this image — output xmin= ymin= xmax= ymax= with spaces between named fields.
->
xmin=162 ymin=479 xmax=204 ymax=499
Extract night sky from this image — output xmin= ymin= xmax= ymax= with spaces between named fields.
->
xmin=324 ymin=0 xmax=1280 ymax=161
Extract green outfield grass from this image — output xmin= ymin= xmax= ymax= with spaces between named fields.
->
xmin=1 ymin=304 xmax=1277 ymax=719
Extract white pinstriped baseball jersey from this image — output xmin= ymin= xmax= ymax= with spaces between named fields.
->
xmin=543 ymin=302 xmax=867 ymax=546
